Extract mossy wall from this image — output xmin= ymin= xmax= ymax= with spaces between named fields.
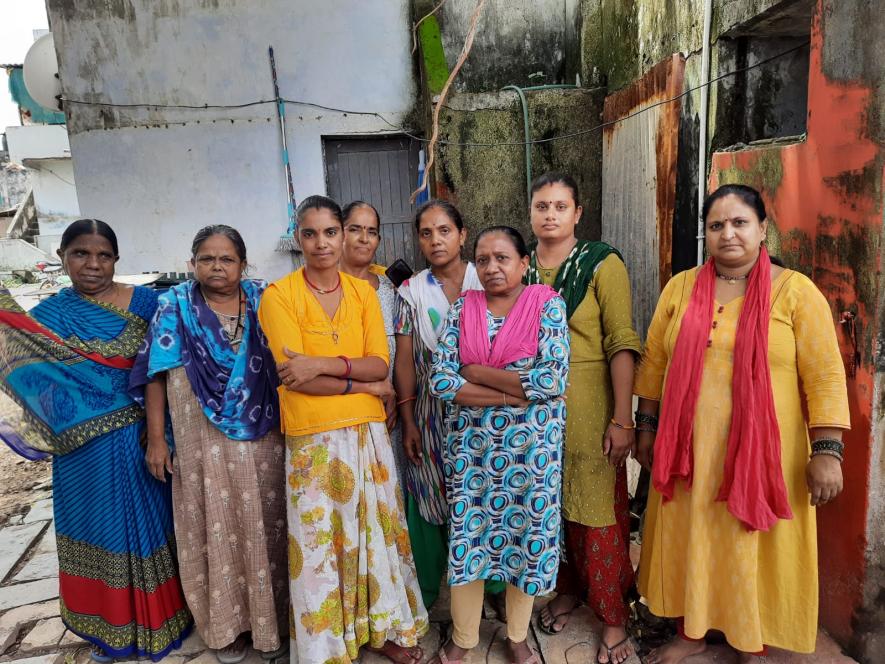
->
xmin=435 ymin=88 xmax=605 ymax=247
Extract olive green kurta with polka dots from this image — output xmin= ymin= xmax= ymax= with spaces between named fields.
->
xmin=538 ymin=253 xmax=641 ymax=527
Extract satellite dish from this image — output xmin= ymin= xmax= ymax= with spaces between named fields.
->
xmin=23 ymin=33 xmax=62 ymax=112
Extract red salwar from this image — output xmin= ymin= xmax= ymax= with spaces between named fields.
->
xmin=555 ymin=467 xmax=633 ymax=626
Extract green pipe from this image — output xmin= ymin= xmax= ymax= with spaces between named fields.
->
xmin=501 ymin=84 xmax=580 ymax=208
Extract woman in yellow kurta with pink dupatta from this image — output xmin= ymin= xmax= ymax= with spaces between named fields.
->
xmin=636 ymin=185 xmax=849 ymax=663
xmin=258 ymin=196 xmax=427 ymax=664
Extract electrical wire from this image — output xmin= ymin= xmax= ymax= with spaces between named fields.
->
xmin=58 ymin=39 xmax=810 ymax=149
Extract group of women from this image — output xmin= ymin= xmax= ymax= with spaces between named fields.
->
xmin=0 ymin=172 xmax=849 ymax=664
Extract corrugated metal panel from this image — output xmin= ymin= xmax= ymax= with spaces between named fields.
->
xmin=324 ymin=135 xmax=422 ymax=270
xmin=601 ymin=55 xmax=684 ymax=340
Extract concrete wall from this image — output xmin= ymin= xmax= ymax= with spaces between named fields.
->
xmin=426 ymin=0 xmax=582 ymax=91
xmin=0 ymin=159 xmax=30 ymax=211
xmin=433 ymin=87 xmax=605 ymax=245
xmin=708 ymin=1 xmax=884 ymax=658
xmin=5 ymin=125 xmax=79 ymax=233
xmin=46 ymin=0 xmax=417 ymax=279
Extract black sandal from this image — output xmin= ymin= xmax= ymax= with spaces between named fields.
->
xmin=536 ymin=603 xmax=575 ymax=635
xmin=597 ymin=636 xmax=633 ymax=664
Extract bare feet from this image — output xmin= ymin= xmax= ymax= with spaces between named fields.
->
xmin=645 ymin=636 xmax=706 ymax=664
xmin=367 ymin=641 xmax=423 ymax=664
xmin=537 ymin=593 xmax=579 ymax=634
xmin=597 ymin=624 xmax=634 ymax=664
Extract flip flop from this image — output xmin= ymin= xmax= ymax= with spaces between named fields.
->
xmin=90 ymin=646 xmax=114 ymax=663
xmin=216 ymin=634 xmax=250 ymax=664
xmin=537 ymin=603 xmax=575 ymax=635
xmin=597 ymin=635 xmax=634 ymax=664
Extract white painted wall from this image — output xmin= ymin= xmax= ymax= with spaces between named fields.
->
xmin=47 ymin=0 xmax=417 ymax=280
xmin=5 ymin=125 xmax=80 ymax=234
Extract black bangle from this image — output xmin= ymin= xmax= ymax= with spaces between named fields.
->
xmin=342 ymin=378 xmax=353 ymax=395
xmin=811 ymin=438 xmax=844 ymax=457
xmin=812 ymin=448 xmax=844 ymax=462
xmin=635 ymin=410 xmax=659 ymax=432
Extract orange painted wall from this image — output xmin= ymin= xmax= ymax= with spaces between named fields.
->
xmin=709 ymin=2 xmax=882 ymax=644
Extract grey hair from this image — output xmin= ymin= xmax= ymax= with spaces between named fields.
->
xmin=190 ymin=224 xmax=248 ymax=262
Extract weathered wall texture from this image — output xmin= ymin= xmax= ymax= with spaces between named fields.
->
xmin=434 ymin=87 xmax=605 ymax=244
xmin=428 ymin=0 xmax=582 ymax=91
xmin=47 ymin=0 xmax=417 ymax=279
xmin=710 ymin=1 xmax=884 ymax=658
xmin=601 ymin=55 xmax=684 ymax=340
xmin=0 ymin=160 xmax=30 ymax=211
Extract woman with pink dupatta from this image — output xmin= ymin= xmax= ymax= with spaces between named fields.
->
xmin=428 ymin=226 xmax=570 ymax=664
xmin=636 ymin=185 xmax=849 ymax=663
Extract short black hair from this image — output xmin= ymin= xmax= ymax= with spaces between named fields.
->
xmin=530 ymin=172 xmax=580 ymax=207
xmin=297 ymin=195 xmax=343 ymax=226
xmin=702 ymin=184 xmax=767 ymax=224
xmin=473 ymin=225 xmax=529 ymax=258
xmin=191 ymin=224 xmax=247 ymax=261
xmin=413 ymin=199 xmax=464 ymax=231
xmin=59 ymin=219 xmax=119 ymax=257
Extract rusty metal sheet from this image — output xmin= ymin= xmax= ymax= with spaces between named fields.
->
xmin=601 ymin=54 xmax=684 ymax=340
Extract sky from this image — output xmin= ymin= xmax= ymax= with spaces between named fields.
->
xmin=0 ymin=0 xmax=50 ymax=132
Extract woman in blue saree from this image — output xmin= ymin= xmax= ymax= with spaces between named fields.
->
xmin=0 ymin=220 xmax=192 ymax=662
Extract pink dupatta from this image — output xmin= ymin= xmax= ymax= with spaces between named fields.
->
xmin=459 ymin=285 xmax=559 ymax=368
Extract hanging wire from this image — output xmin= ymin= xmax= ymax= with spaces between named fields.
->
xmin=58 ymin=39 xmax=809 ymax=149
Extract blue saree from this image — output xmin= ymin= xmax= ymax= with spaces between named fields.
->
xmin=0 ymin=286 xmax=192 ymax=660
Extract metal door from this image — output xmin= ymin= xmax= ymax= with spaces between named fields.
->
xmin=324 ymin=135 xmax=422 ymax=270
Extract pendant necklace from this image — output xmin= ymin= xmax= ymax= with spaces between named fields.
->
xmin=715 ymin=271 xmax=750 ymax=286
xmin=304 ymin=271 xmax=343 ymax=343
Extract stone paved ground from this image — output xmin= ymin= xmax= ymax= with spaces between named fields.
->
xmin=0 ymin=440 xmax=859 ymax=664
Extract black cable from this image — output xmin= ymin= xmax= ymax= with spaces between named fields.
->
xmin=59 ymin=39 xmax=809 ymax=148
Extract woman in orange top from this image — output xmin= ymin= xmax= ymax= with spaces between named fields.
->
xmin=258 ymin=196 xmax=428 ymax=664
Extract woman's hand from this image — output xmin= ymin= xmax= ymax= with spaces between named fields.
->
xmin=460 ymin=364 xmax=480 ymax=383
xmin=277 ymin=347 xmax=324 ymax=390
xmin=383 ymin=393 xmax=398 ymax=431
xmin=402 ymin=421 xmax=423 ymax=465
xmin=635 ymin=431 xmax=654 ymax=470
xmin=145 ymin=438 xmax=173 ymax=482
xmin=365 ymin=379 xmax=395 ymax=398
xmin=603 ymin=423 xmax=635 ymax=467
xmin=806 ymin=455 xmax=843 ymax=506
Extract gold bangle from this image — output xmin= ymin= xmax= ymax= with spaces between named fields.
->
xmin=503 ymin=392 xmax=508 ymax=407
xmin=610 ymin=417 xmax=635 ymax=430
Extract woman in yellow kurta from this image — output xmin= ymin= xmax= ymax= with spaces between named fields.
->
xmin=526 ymin=173 xmax=641 ymax=664
xmin=636 ymin=184 xmax=849 ymax=663
xmin=258 ymin=195 xmax=428 ymax=664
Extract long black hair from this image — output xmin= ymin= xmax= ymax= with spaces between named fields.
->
xmin=702 ymin=184 xmax=767 ymax=223
xmin=297 ymin=195 xmax=343 ymax=226
xmin=413 ymin=199 xmax=464 ymax=231
xmin=59 ymin=219 xmax=119 ymax=257
xmin=530 ymin=172 xmax=580 ymax=207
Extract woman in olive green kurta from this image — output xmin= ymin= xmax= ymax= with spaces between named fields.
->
xmin=527 ymin=173 xmax=641 ymax=664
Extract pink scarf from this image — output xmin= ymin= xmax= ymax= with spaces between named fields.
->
xmin=653 ymin=247 xmax=792 ymax=531
xmin=459 ymin=285 xmax=559 ymax=368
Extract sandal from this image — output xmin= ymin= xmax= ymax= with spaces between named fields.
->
xmin=259 ymin=641 xmax=289 ymax=660
xmin=597 ymin=635 xmax=634 ymax=664
xmin=537 ymin=599 xmax=576 ymax=635
xmin=90 ymin=646 xmax=114 ymax=663
xmin=216 ymin=633 xmax=250 ymax=664
xmin=433 ymin=644 xmax=465 ymax=664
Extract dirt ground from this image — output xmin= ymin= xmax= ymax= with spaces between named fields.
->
xmin=0 ymin=391 xmax=52 ymax=527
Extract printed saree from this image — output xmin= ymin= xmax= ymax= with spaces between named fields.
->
xmin=0 ymin=287 xmax=192 ymax=661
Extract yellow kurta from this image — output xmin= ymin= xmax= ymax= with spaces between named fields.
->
xmin=635 ymin=268 xmax=850 ymax=653
xmin=539 ymin=253 xmax=641 ymax=526
xmin=258 ymin=269 xmax=388 ymax=436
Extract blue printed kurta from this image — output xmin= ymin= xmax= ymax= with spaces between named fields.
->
xmin=429 ymin=296 xmax=570 ymax=595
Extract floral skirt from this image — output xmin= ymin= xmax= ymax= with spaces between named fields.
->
xmin=286 ymin=421 xmax=428 ymax=663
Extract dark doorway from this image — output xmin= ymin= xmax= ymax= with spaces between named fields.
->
xmin=324 ymin=135 xmax=423 ymax=270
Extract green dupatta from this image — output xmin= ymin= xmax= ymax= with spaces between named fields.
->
xmin=525 ymin=239 xmax=622 ymax=319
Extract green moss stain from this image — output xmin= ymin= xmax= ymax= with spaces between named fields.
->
xmin=717 ymin=148 xmax=784 ymax=194
xmin=418 ymin=17 xmax=449 ymax=96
